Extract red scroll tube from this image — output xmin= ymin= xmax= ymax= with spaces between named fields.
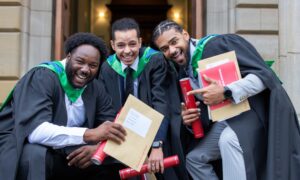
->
xmin=179 ymin=78 xmax=204 ymax=139
xmin=119 ymin=155 xmax=180 ymax=179
xmin=91 ymin=140 xmax=107 ymax=165
xmin=91 ymin=110 xmax=122 ymax=165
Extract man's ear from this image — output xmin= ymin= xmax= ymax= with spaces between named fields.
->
xmin=110 ymin=40 xmax=115 ymax=51
xmin=66 ymin=53 xmax=71 ymax=61
xmin=182 ymin=30 xmax=190 ymax=41
xmin=138 ymin=37 xmax=142 ymax=48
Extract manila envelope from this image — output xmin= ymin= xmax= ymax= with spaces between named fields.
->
xmin=198 ymin=51 xmax=250 ymax=121
xmin=104 ymin=95 xmax=163 ymax=171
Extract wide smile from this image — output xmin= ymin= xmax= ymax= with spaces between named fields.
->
xmin=121 ymin=54 xmax=135 ymax=64
xmin=73 ymin=73 xmax=89 ymax=87
xmin=123 ymin=56 xmax=133 ymax=61
xmin=171 ymin=50 xmax=185 ymax=64
xmin=171 ymin=49 xmax=182 ymax=59
xmin=78 ymin=73 xmax=87 ymax=79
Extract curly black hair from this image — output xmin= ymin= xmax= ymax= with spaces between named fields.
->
xmin=64 ymin=32 xmax=108 ymax=63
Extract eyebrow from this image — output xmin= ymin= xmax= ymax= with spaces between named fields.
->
xmin=168 ymin=37 xmax=177 ymax=44
xmin=116 ymin=40 xmax=138 ymax=44
xmin=158 ymin=37 xmax=177 ymax=50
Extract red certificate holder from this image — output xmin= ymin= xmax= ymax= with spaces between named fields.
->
xmin=179 ymin=78 xmax=204 ymax=139
xmin=119 ymin=155 xmax=180 ymax=179
xmin=91 ymin=140 xmax=107 ymax=165
xmin=91 ymin=109 xmax=122 ymax=165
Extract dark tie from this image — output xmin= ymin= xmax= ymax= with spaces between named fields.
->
xmin=125 ymin=67 xmax=134 ymax=101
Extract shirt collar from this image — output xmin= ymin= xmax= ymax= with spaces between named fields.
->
xmin=121 ymin=56 xmax=139 ymax=72
xmin=189 ymin=38 xmax=199 ymax=66
xmin=61 ymin=58 xmax=67 ymax=68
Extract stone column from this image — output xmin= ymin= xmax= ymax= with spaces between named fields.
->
xmin=206 ymin=0 xmax=229 ymax=34
xmin=189 ymin=0 xmax=204 ymax=39
xmin=0 ymin=0 xmax=30 ymax=103
xmin=279 ymin=0 xmax=300 ymax=119
xmin=27 ymin=0 xmax=53 ymax=71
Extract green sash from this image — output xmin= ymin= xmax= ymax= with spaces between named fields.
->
xmin=38 ymin=61 xmax=85 ymax=102
xmin=191 ymin=35 xmax=218 ymax=77
xmin=107 ymin=47 xmax=158 ymax=79
xmin=191 ymin=35 xmax=276 ymax=77
xmin=0 ymin=61 xmax=85 ymax=112
xmin=0 ymin=88 xmax=13 ymax=111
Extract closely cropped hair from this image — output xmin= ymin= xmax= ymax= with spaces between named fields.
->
xmin=111 ymin=18 xmax=140 ymax=40
xmin=152 ymin=20 xmax=183 ymax=48
xmin=64 ymin=32 xmax=108 ymax=63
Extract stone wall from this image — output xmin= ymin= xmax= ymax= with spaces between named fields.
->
xmin=206 ymin=0 xmax=300 ymax=120
xmin=0 ymin=0 xmax=53 ymax=104
xmin=278 ymin=0 xmax=300 ymax=120
xmin=206 ymin=0 xmax=279 ymax=68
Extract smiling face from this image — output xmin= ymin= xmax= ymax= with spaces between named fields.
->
xmin=110 ymin=29 xmax=142 ymax=66
xmin=66 ymin=44 xmax=100 ymax=88
xmin=155 ymin=28 xmax=190 ymax=66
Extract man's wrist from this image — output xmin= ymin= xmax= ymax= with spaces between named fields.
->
xmin=83 ymin=128 xmax=96 ymax=143
xmin=223 ymin=86 xmax=232 ymax=99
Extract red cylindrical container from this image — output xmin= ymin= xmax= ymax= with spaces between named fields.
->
xmin=91 ymin=109 xmax=122 ymax=165
xmin=119 ymin=155 xmax=180 ymax=179
xmin=91 ymin=140 xmax=107 ymax=165
xmin=179 ymin=78 xmax=204 ymax=139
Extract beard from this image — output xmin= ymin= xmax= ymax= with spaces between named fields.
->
xmin=65 ymin=61 xmax=78 ymax=88
xmin=65 ymin=61 xmax=93 ymax=89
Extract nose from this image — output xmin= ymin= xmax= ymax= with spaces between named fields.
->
xmin=124 ymin=45 xmax=131 ymax=54
xmin=169 ymin=45 xmax=177 ymax=55
xmin=81 ymin=64 xmax=90 ymax=74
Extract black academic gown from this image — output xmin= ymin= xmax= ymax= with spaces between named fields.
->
xmin=164 ymin=61 xmax=192 ymax=180
xmin=200 ymin=34 xmax=300 ymax=180
xmin=99 ymin=48 xmax=189 ymax=180
xmin=0 ymin=67 xmax=116 ymax=180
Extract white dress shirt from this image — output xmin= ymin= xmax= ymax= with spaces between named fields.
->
xmin=28 ymin=59 xmax=87 ymax=149
xmin=227 ymin=74 xmax=266 ymax=104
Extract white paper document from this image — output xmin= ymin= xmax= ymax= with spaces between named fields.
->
xmin=123 ymin=108 xmax=152 ymax=138
xmin=205 ymin=59 xmax=229 ymax=69
xmin=104 ymin=95 xmax=164 ymax=171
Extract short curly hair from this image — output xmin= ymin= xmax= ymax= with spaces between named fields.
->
xmin=64 ymin=32 xmax=108 ymax=63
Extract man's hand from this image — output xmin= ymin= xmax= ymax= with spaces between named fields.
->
xmin=181 ymin=102 xmax=201 ymax=126
xmin=188 ymin=75 xmax=225 ymax=105
xmin=67 ymin=145 xmax=98 ymax=169
xmin=83 ymin=121 xmax=127 ymax=144
xmin=148 ymin=148 xmax=164 ymax=174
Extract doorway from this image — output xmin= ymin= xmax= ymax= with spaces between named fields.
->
xmin=54 ymin=0 xmax=201 ymax=58
xmin=107 ymin=0 xmax=171 ymax=47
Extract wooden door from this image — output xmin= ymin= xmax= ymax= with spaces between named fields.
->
xmin=54 ymin=0 xmax=71 ymax=60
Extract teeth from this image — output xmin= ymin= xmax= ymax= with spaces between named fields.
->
xmin=77 ymin=74 xmax=87 ymax=79
xmin=173 ymin=53 xmax=179 ymax=59
xmin=172 ymin=50 xmax=180 ymax=59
